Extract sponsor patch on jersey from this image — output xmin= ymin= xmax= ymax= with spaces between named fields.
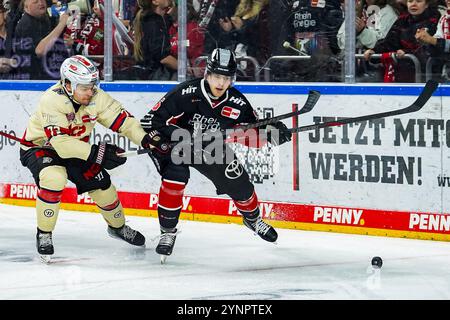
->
xmin=52 ymin=88 xmax=65 ymax=95
xmin=311 ymin=0 xmax=326 ymax=8
xmin=66 ymin=112 xmax=75 ymax=122
xmin=151 ymin=97 xmax=165 ymax=111
xmin=221 ymin=106 xmax=241 ymax=120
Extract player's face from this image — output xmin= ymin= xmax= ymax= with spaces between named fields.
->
xmin=73 ymin=84 xmax=96 ymax=105
xmin=206 ymin=73 xmax=232 ymax=98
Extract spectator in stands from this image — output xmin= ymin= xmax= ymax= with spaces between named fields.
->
xmin=271 ymin=0 xmax=344 ymax=82
xmin=200 ymin=0 xmax=240 ymax=53
xmin=395 ymin=0 xmax=409 ymax=13
xmin=3 ymin=0 xmax=22 ymax=60
xmin=132 ymin=0 xmax=177 ymax=80
xmin=67 ymin=0 xmax=133 ymax=78
xmin=267 ymin=0 xmax=291 ymax=56
xmin=363 ymin=0 xmax=440 ymax=82
xmin=337 ymin=0 xmax=398 ymax=82
xmin=13 ymin=0 xmax=70 ymax=79
xmin=435 ymin=0 xmax=447 ymax=14
xmin=0 ymin=2 xmax=6 ymax=52
xmin=229 ymin=0 xmax=269 ymax=67
xmin=168 ymin=0 xmax=205 ymax=77
xmin=415 ymin=0 xmax=450 ymax=81
xmin=337 ymin=0 xmax=398 ymax=51
xmin=187 ymin=0 xmax=270 ymax=79
xmin=0 ymin=1 xmax=14 ymax=76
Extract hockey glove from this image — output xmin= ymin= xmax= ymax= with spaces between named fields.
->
xmin=90 ymin=143 xmax=127 ymax=169
xmin=84 ymin=143 xmax=127 ymax=179
xmin=141 ymin=130 xmax=171 ymax=154
xmin=266 ymin=121 xmax=292 ymax=146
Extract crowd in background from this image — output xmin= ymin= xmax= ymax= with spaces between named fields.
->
xmin=0 ymin=0 xmax=449 ymax=83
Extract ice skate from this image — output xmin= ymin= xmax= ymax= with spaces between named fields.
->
xmin=107 ymin=224 xmax=146 ymax=246
xmin=243 ymin=217 xmax=278 ymax=243
xmin=155 ymin=228 xmax=180 ymax=264
xmin=36 ymin=228 xmax=54 ymax=263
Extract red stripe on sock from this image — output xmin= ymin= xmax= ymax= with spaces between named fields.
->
xmin=234 ymin=191 xmax=258 ymax=212
xmin=159 ymin=180 xmax=185 ymax=210
xmin=38 ymin=188 xmax=63 ymax=203
xmin=99 ymin=199 xmax=120 ymax=211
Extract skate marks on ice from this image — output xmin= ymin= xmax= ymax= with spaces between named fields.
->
xmin=0 ymin=249 xmax=35 ymax=263
xmin=1 ymin=204 xmax=450 ymax=299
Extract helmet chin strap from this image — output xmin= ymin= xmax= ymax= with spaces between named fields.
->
xmin=62 ymin=81 xmax=83 ymax=105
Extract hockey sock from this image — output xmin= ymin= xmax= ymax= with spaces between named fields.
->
xmin=234 ymin=191 xmax=260 ymax=220
xmin=89 ymin=185 xmax=125 ymax=228
xmin=158 ymin=179 xmax=186 ymax=229
xmin=36 ymin=188 xmax=63 ymax=232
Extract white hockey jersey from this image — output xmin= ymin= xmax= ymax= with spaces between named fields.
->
xmin=21 ymin=82 xmax=146 ymax=161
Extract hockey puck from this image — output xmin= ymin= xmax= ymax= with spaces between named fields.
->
xmin=371 ymin=256 xmax=383 ymax=268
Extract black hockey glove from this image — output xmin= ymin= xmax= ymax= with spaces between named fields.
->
xmin=88 ymin=143 xmax=127 ymax=169
xmin=84 ymin=143 xmax=126 ymax=180
xmin=141 ymin=130 xmax=171 ymax=154
xmin=266 ymin=121 xmax=292 ymax=146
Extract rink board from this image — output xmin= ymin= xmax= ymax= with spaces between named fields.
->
xmin=0 ymin=81 xmax=449 ymax=241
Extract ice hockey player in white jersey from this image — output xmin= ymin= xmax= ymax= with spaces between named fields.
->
xmin=19 ymin=55 xmax=147 ymax=262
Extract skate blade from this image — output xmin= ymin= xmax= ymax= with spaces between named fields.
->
xmin=160 ymin=255 xmax=168 ymax=264
xmin=252 ymin=232 xmax=278 ymax=245
xmin=39 ymin=255 xmax=52 ymax=264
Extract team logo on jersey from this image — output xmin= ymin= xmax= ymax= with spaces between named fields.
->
xmin=225 ymin=159 xmax=244 ymax=180
xmin=221 ymin=106 xmax=241 ymax=120
xmin=66 ymin=112 xmax=75 ymax=122
xmin=42 ymin=157 xmax=53 ymax=164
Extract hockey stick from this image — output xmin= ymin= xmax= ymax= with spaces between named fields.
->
xmin=118 ymin=90 xmax=321 ymax=157
xmin=233 ymin=90 xmax=320 ymax=131
xmin=288 ymin=80 xmax=438 ymax=134
xmin=0 ymin=130 xmax=22 ymax=142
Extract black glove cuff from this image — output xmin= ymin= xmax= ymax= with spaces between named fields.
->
xmin=89 ymin=143 xmax=106 ymax=165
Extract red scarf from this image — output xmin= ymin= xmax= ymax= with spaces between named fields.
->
xmin=381 ymin=52 xmax=397 ymax=83
xmin=443 ymin=10 xmax=450 ymax=40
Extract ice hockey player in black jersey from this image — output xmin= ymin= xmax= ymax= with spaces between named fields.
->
xmin=140 ymin=48 xmax=292 ymax=262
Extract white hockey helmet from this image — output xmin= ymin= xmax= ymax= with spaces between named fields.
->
xmin=60 ymin=55 xmax=99 ymax=96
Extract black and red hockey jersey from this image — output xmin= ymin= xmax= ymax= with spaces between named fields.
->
xmin=140 ymin=78 xmax=258 ymax=139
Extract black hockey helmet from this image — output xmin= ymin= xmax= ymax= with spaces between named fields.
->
xmin=206 ymin=48 xmax=237 ymax=78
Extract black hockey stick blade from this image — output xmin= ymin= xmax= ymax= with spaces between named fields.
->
xmin=289 ymin=80 xmax=438 ymax=134
xmin=235 ymin=90 xmax=321 ymax=131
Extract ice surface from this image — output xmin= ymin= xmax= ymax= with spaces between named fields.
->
xmin=1 ymin=203 xmax=449 ymax=300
